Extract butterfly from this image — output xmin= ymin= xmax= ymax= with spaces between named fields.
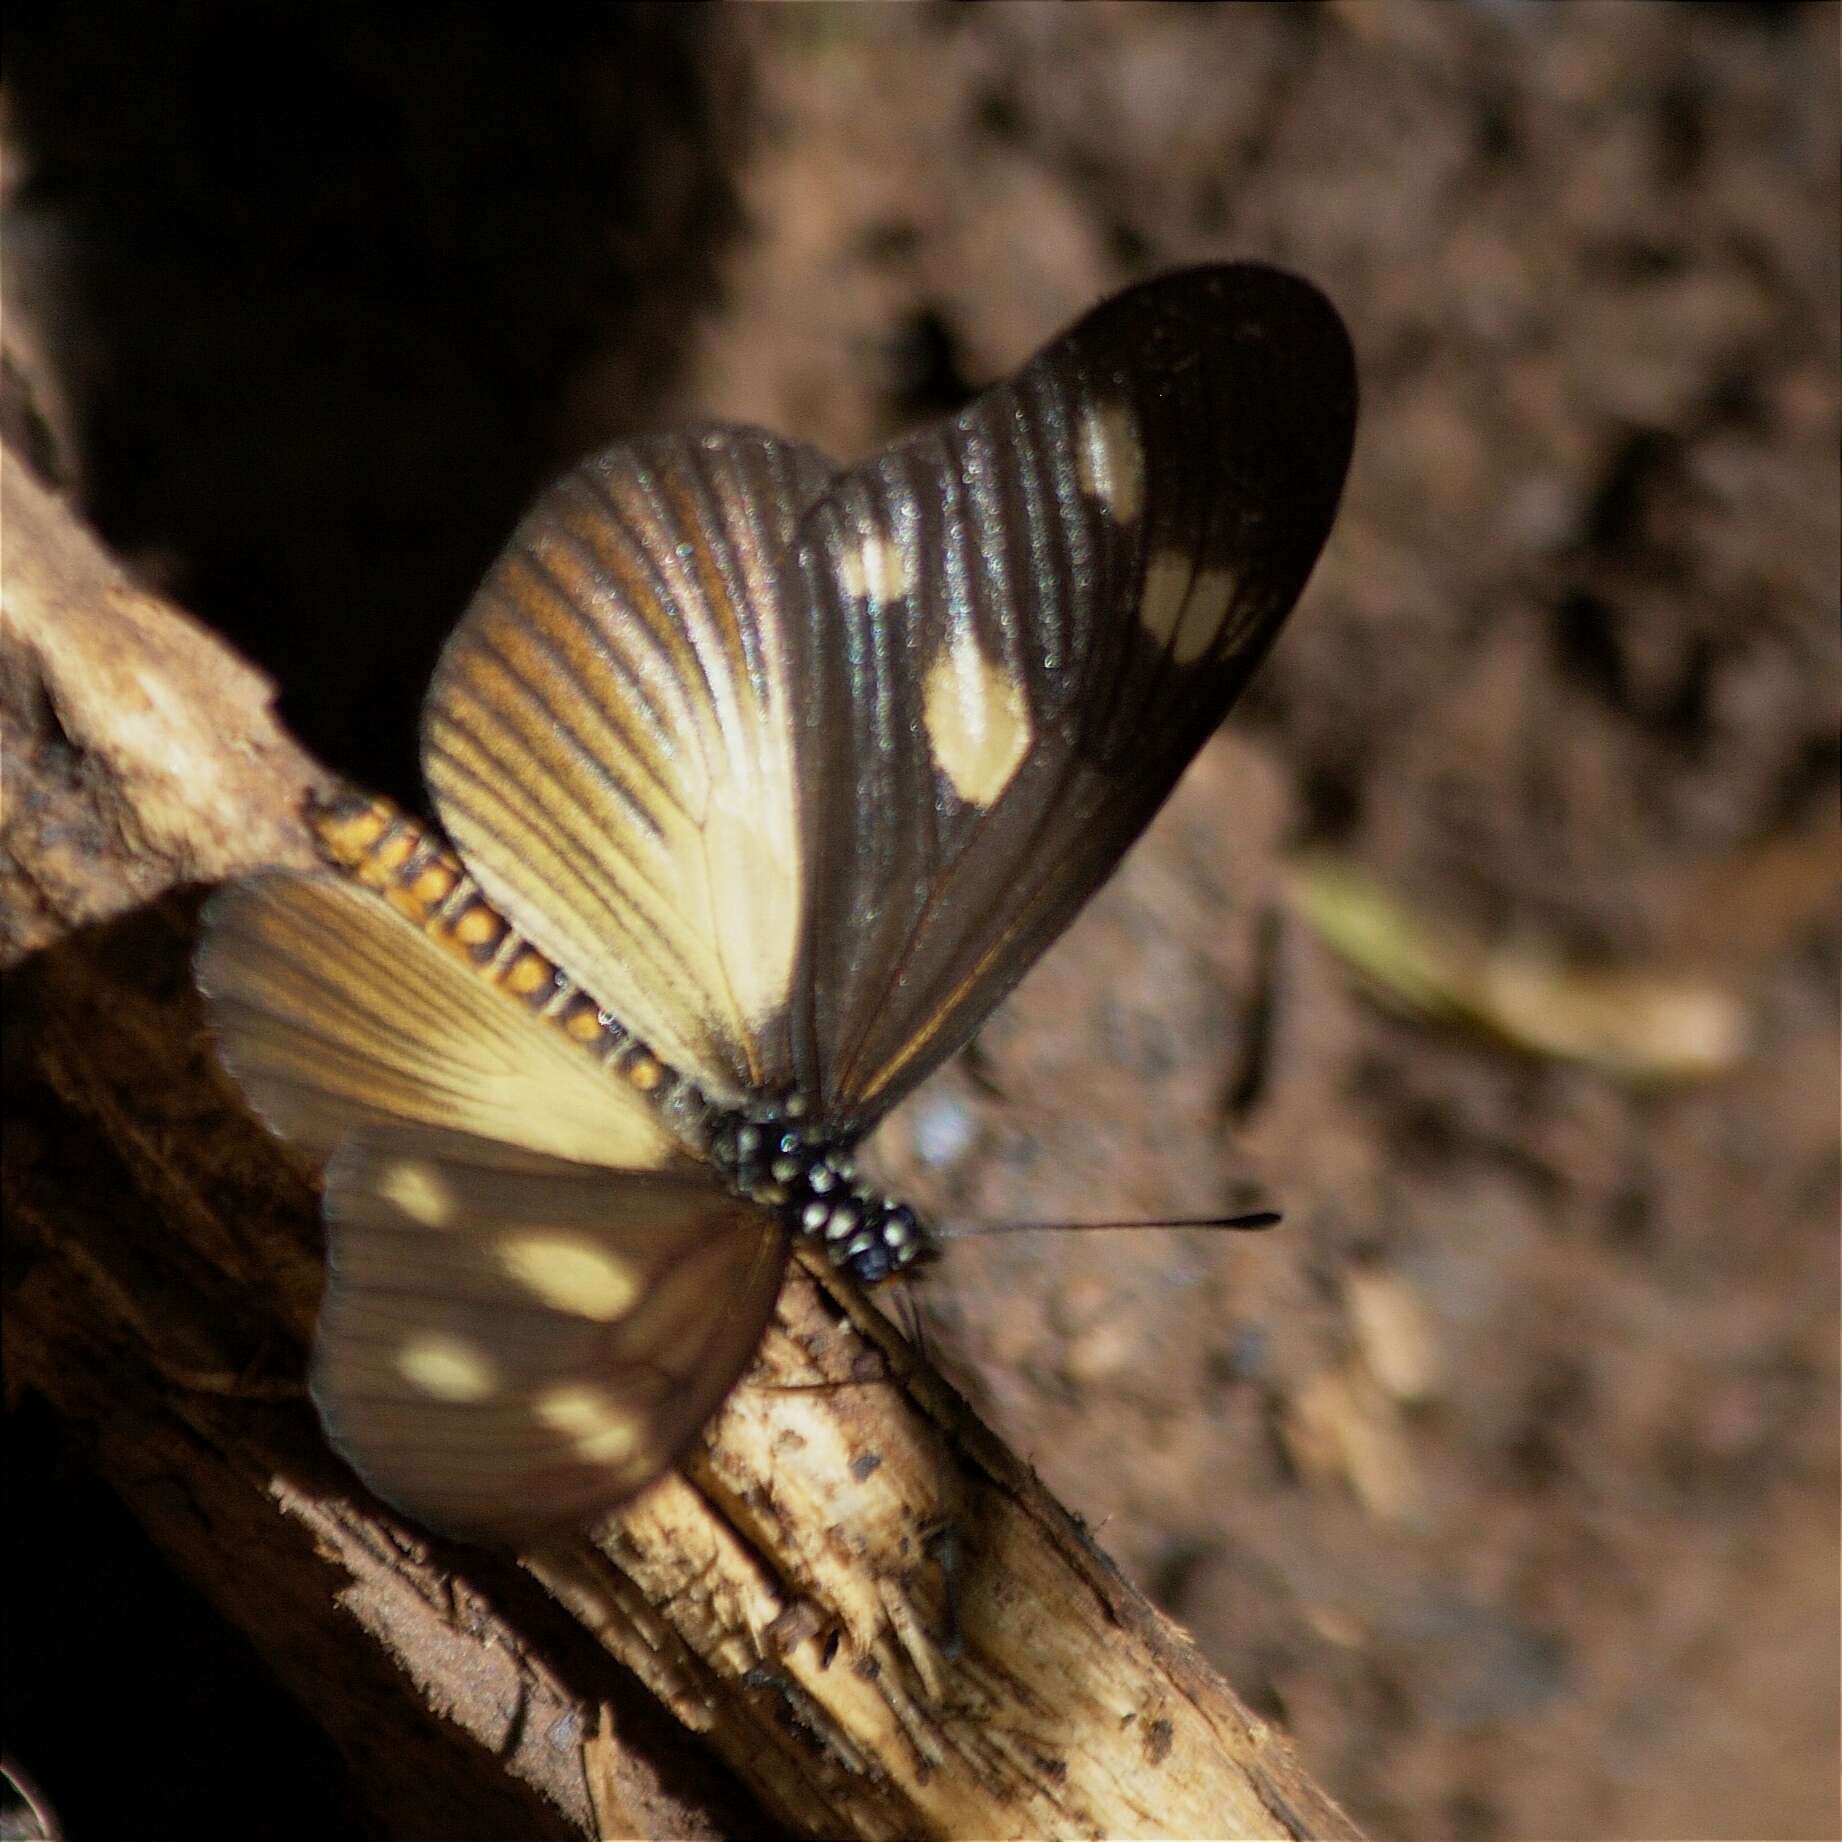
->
xmin=196 ymin=263 xmax=1356 ymax=1545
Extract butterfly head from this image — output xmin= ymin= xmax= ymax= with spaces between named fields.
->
xmin=709 ymin=1102 xmax=937 ymax=1286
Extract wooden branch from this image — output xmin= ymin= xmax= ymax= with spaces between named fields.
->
xmin=1 ymin=441 xmax=1359 ymax=1841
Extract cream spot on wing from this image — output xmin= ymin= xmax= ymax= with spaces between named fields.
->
xmin=922 ymin=631 xmax=1032 ymax=809
xmin=378 ymin=1160 xmax=457 ymax=1228
xmin=1139 ymin=550 xmax=1196 ymax=650
xmin=700 ymin=695 xmax=803 ymax=1042
xmin=839 ymin=531 xmax=911 ymax=603
xmin=498 ymin=1234 xmax=640 ymax=1322
xmin=1171 ymin=565 xmax=1237 ymax=664
xmin=1076 ymin=399 xmax=1144 ymax=523
xmin=536 ymin=1384 xmax=644 ymax=1465
xmin=397 ymin=1332 xmax=498 ymax=1401
xmin=703 ymin=809 xmax=801 ymax=1039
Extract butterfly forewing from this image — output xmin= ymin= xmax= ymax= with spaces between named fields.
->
xmin=418 ymin=269 xmax=1353 ymax=1133
xmin=197 ymin=872 xmax=688 ymax=1172
xmin=313 ymin=1126 xmax=788 ymax=1541
xmin=778 ymin=263 xmax=1357 ymax=1123
xmin=422 ymin=428 xmax=835 ymax=1107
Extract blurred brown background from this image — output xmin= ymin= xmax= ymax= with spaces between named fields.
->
xmin=4 ymin=4 xmax=1836 ymax=1838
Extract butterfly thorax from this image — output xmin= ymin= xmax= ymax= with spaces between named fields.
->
xmin=707 ymin=1105 xmax=934 ymax=1286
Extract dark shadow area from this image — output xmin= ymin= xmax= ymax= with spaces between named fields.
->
xmin=3 ymin=1394 xmax=379 ymax=1842
xmin=4 ymin=2 xmax=744 ymax=803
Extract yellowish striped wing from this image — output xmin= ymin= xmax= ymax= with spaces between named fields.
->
xmin=424 ymin=428 xmax=833 ymax=1106
xmin=422 ymin=269 xmax=1354 ymax=1137
xmin=198 ymin=871 xmax=688 ymax=1173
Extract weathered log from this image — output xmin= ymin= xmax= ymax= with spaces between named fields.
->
xmin=2 ymin=441 xmax=1358 ymax=1840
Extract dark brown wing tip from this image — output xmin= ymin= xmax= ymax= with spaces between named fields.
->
xmin=1049 ymin=259 xmax=1357 ymax=529
xmin=1055 ymin=261 xmax=1357 ymax=414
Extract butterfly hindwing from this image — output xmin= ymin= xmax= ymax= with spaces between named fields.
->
xmin=312 ymin=1125 xmax=788 ymax=1541
xmin=779 ymin=263 xmax=1357 ymax=1123
xmin=197 ymin=872 xmax=687 ymax=1173
xmin=422 ymin=427 xmax=835 ymax=1107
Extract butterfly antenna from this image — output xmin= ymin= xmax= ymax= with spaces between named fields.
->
xmin=936 ymin=1208 xmax=1281 ymax=1242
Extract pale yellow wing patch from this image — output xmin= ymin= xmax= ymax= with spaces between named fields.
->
xmin=197 ymin=872 xmax=685 ymax=1173
xmin=377 ymin=1159 xmax=461 ymax=1228
xmin=534 ymin=1384 xmax=645 ymax=1465
xmin=1138 ymin=549 xmax=1243 ymax=666
xmin=397 ymin=1332 xmax=500 ymax=1402
xmin=497 ymin=1233 xmax=641 ymax=1322
xmin=1075 ymin=398 xmax=1145 ymax=523
xmin=839 ymin=529 xmax=913 ymax=603
xmin=921 ymin=628 xmax=1033 ymax=810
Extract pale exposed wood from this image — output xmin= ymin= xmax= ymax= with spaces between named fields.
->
xmin=1 ymin=438 xmax=1360 ymax=1840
